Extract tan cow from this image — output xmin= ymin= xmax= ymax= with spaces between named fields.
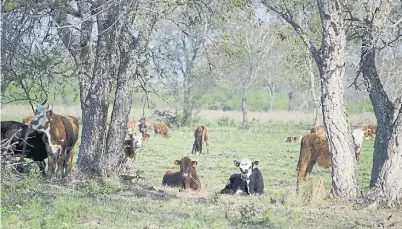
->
xmin=363 ymin=124 xmax=376 ymax=140
xmin=22 ymin=115 xmax=33 ymax=125
xmin=191 ymin=126 xmax=208 ymax=155
xmin=162 ymin=157 xmax=201 ymax=191
xmin=296 ymin=133 xmax=360 ymax=193
xmin=153 ymin=122 xmax=169 ymax=138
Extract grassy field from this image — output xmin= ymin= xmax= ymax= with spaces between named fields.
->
xmin=1 ymin=106 xmax=400 ymax=229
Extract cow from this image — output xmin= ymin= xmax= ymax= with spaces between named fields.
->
xmin=22 ymin=115 xmax=33 ymax=125
xmin=138 ymin=117 xmax=150 ymax=134
xmin=285 ymin=135 xmax=302 ymax=143
xmin=310 ymin=125 xmax=326 ymax=137
xmin=296 ymin=133 xmax=361 ymax=193
xmin=363 ymin=124 xmax=376 ymax=140
xmin=30 ymin=104 xmax=79 ymax=178
xmin=191 ymin=126 xmax=209 ymax=155
xmin=127 ymin=120 xmax=140 ymax=135
xmin=142 ymin=133 xmax=150 ymax=142
xmin=162 ymin=157 xmax=201 ymax=191
xmin=352 ymin=129 xmax=365 ymax=163
xmin=153 ymin=122 xmax=169 ymax=138
xmin=1 ymin=121 xmax=51 ymax=175
xmin=122 ymin=133 xmax=143 ymax=174
xmin=220 ymin=159 xmax=264 ymax=195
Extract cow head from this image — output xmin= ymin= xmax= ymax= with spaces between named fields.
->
xmin=174 ymin=157 xmax=197 ymax=178
xmin=31 ymin=104 xmax=51 ymax=130
xmin=234 ymin=158 xmax=258 ymax=180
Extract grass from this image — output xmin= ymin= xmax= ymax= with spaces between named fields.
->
xmin=1 ymin=107 xmax=400 ymax=229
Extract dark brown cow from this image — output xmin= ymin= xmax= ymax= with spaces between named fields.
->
xmin=22 ymin=115 xmax=33 ymax=125
xmin=296 ymin=133 xmax=360 ymax=193
xmin=30 ymin=104 xmax=79 ymax=178
xmin=153 ymin=122 xmax=169 ymax=138
xmin=191 ymin=126 xmax=208 ymax=155
xmin=363 ymin=124 xmax=376 ymax=140
xmin=162 ymin=157 xmax=201 ymax=191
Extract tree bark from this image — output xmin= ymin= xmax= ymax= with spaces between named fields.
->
xmin=182 ymin=74 xmax=192 ymax=126
xmin=307 ymin=58 xmax=321 ymax=126
xmin=360 ymin=0 xmax=402 ymax=207
xmin=76 ymin=6 xmax=119 ymax=175
xmin=317 ymin=0 xmax=357 ymax=198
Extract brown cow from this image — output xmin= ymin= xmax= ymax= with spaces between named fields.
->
xmin=153 ymin=122 xmax=169 ymax=138
xmin=162 ymin=157 xmax=201 ymax=191
xmin=30 ymin=104 xmax=79 ymax=178
xmin=296 ymin=133 xmax=360 ymax=193
xmin=22 ymin=115 xmax=33 ymax=125
xmin=310 ymin=126 xmax=326 ymax=137
xmin=363 ymin=124 xmax=376 ymax=140
xmin=127 ymin=120 xmax=140 ymax=134
xmin=191 ymin=126 xmax=209 ymax=155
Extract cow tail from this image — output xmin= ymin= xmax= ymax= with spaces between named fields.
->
xmin=297 ymin=136 xmax=305 ymax=172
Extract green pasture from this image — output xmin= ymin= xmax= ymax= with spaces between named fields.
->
xmin=2 ymin=119 xmax=401 ymax=229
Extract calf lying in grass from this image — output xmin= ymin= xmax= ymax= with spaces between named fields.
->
xmin=162 ymin=157 xmax=201 ymax=191
xmin=221 ymin=159 xmax=264 ymax=195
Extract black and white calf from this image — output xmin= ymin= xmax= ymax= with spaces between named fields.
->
xmin=220 ymin=158 xmax=264 ymax=195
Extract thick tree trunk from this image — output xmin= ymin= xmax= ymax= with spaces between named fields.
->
xmin=241 ymin=87 xmax=248 ymax=129
xmin=76 ymin=9 xmax=118 ymax=175
xmin=359 ymin=0 xmax=402 ymax=207
xmin=317 ymin=0 xmax=357 ymax=199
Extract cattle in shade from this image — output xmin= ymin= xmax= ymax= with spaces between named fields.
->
xmin=296 ymin=133 xmax=361 ymax=193
xmin=122 ymin=133 xmax=143 ymax=174
xmin=1 ymin=121 xmax=51 ymax=175
xmin=220 ymin=158 xmax=264 ymax=195
xmin=30 ymin=104 xmax=79 ymax=178
xmin=191 ymin=126 xmax=209 ymax=155
xmin=22 ymin=115 xmax=33 ymax=125
xmin=162 ymin=157 xmax=200 ymax=191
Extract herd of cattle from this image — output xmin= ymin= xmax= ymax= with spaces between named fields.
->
xmin=1 ymin=103 xmax=377 ymax=195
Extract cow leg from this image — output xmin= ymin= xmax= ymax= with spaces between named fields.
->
xmin=205 ymin=141 xmax=209 ymax=154
xmin=304 ymin=160 xmax=316 ymax=182
xmin=199 ymin=140 xmax=203 ymax=155
xmin=191 ymin=142 xmax=197 ymax=155
xmin=47 ymin=154 xmax=57 ymax=178
xmin=296 ymin=163 xmax=308 ymax=194
xmin=39 ymin=160 xmax=47 ymax=176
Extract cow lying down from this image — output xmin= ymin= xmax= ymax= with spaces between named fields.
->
xmin=162 ymin=157 xmax=201 ymax=191
xmin=220 ymin=158 xmax=264 ymax=195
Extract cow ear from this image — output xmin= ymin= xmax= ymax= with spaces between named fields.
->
xmin=174 ymin=160 xmax=180 ymax=165
xmin=191 ymin=161 xmax=197 ymax=166
xmin=233 ymin=160 xmax=240 ymax=167
xmin=253 ymin=161 xmax=259 ymax=166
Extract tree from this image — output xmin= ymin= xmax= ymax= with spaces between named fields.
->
xmin=262 ymin=0 xmax=358 ymax=198
xmin=353 ymin=0 xmax=402 ymax=207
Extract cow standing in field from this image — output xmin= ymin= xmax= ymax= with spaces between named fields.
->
xmin=191 ymin=126 xmax=209 ymax=155
xmin=220 ymin=159 xmax=264 ymax=195
xmin=296 ymin=132 xmax=362 ymax=193
xmin=162 ymin=157 xmax=201 ymax=191
xmin=352 ymin=129 xmax=365 ymax=163
xmin=153 ymin=122 xmax=169 ymax=138
xmin=1 ymin=121 xmax=51 ymax=175
xmin=122 ymin=133 xmax=143 ymax=174
xmin=30 ymin=104 xmax=79 ymax=178
xmin=285 ymin=135 xmax=302 ymax=143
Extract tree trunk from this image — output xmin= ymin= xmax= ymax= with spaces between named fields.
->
xmin=182 ymin=75 xmax=192 ymax=126
xmin=76 ymin=9 xmax=118 ymax=176
xmin=307 ymin=58 xmax=321 ymax=126
xmin=359 ymin=0 xmax=402 ymax=206
xmin=241 ymin=88 xmax=248 ymax=129
xmin=317 ymin=0 xmax=357 ymax=199
xmin=287 ymin=90 xmax=293 ymax=111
